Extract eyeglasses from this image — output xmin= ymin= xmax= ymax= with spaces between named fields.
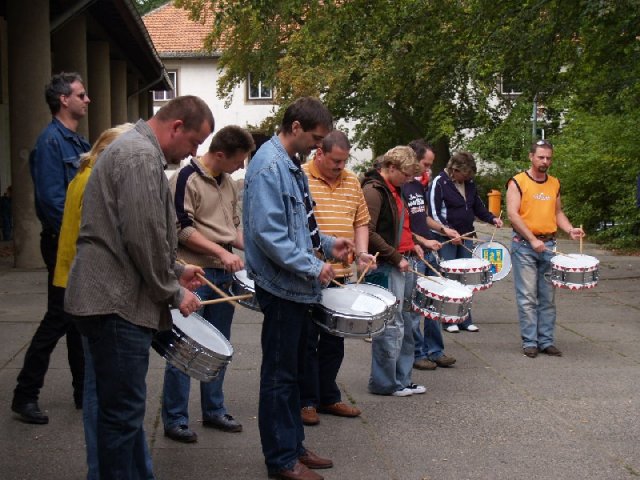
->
xmin=62 ymin=92 xmax=87 ymax=100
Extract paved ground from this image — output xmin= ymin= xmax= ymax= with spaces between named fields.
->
xmin=1 ymin=226 xmax=639 ymax=480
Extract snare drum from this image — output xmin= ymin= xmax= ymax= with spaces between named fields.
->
xmin=473 ymin=241 xmax=512 ymax=281
xmin=411 ymin=277 xmax=473 ymax=324
xmin=312 ymin=288 xmax=389 ymax=338
xmin=230 ymin=269 xmax=260 ymax=311
xmin=550 ymin=254 xmax=599 ymax=290
xmin=439 ymin=258 xmax=493 ymax=292
xmin=342 ymin=283 xmax=398 ymax=324
xmin=152 ymin=309 xmax=233 ymax=383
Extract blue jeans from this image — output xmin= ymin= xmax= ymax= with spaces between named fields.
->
xmin=162 ymin=268 xmax=234 ymax=429
xmin=256 ymin=286 xmax=309 ymax=474
xmin=512 ymin=238 xmax=557 ymax=349
xmin=82 ymin=314 xmax=155 ymax=480
xmin=438 ymin=237 xmax=475 ymax=329
xmin=368 ymin=261 xmax=415 ymax=394
xmin=82 ymin=335 xmax=153 ymax=480
xmin=409 ymin=257 xmax=445 ymax=361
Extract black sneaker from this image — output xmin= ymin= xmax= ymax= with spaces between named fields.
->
xmin=164 ymin=424 xmax=198 ymax=443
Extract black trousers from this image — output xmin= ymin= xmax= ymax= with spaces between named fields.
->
xmin=12 ymin=230 xmax=84 ymax=406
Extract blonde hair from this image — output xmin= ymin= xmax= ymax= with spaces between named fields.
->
xmin=79 ymin=123 xmax=135 ymax=172
xmin=380 ymin=145 xmax=419 ymax=176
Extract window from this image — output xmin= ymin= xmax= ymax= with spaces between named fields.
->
xmin=500 ymin=75 xmax=522 ymax=95
xmin=153 ymin=70 xmax=177 ymax=102
xmin=247 ymin=73 xmax=273 ymax=100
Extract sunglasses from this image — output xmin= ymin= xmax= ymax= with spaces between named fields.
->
xmin=536 ymin=139 xmax=553 ymax=148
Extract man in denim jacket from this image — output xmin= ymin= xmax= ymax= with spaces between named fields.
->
xmin=12 ymin=73 xmax=90 ymax=424
xmin=243 ymin=97 xmax=353 ymax=480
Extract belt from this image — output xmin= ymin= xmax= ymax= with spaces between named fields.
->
xmin=534 ymin=233 xmax=556 ymax=241
xmin=221 ymin=243 xmax=233 ymax=253
xmin=514 ymin=233 xmax=555 ymax=243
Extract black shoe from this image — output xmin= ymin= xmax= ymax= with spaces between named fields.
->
xmin=74 ymin=392 xmax=83 ymax=410
xmin=523 ymin=346 xmax=538 ymax=358
xmin=11 ymin=401 xmax=49 ymax=424
xmin=203 ymin=413 xmax=243 ymax=433
xmin=164 ymin=424 xmax=198 ymax=443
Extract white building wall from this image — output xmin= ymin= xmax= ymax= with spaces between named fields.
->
xmin=160 ymin=57 xmax=372 ymax=178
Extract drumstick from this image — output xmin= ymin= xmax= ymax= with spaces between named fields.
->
xmin=330 ymin=278 xmax=346 ymax=288
xmin=356 ymin=252 xmax=379 ymax=284
xmin=177 ymin=258 xmax=240 ymax=308
xmin=440 ymin=235 xmax=480 ymax=245
xmin=460 ymin=243 xmax=475 ymax=255
xmin=409 ymin=268 xmax=446 ymax=285
xmin=200 ymin=294 xmax=254 ymax=306
xmin=545 ymin=248 xmax=572 ymax=257
xmin=490 ymin=211 xmax=502 ymax=244
xmin=579 ymin=224 xmax=583 ymax=254
xmin=417 ymin=254 xmax=445 ymax=278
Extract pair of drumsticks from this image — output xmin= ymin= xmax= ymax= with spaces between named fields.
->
xmin=176 ymin=259 xmax=251 ymax=307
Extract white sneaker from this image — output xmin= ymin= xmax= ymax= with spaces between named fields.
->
xmin=391 ymin=388 xmax=413 ymax=397
xmin=406 ymin=383 xmax=427 ymax=394
xmin=445 ymin=325 xmax=460 ymax=333
xmin=465 ymin=324 xmax=479 ymax=332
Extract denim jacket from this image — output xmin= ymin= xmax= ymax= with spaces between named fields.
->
xmin=29 ymin=117 xmax=91 ymax=233
xmin=243 ymin=135 xmax=336 ymax=304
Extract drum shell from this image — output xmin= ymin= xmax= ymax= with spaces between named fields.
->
xmin=439 ymin=260 xmax=493 ymax=292
xmin=152 ymin=311 xmax=233 ymax=383
xmin=230 ymin=270 xmax=260 ymax=311
xmin=550 ymin=255 xmax=599 ymax=290
xmin=312 ymin=304 xmax=388 ymax=338
xmin=411 ymin=278 xmax=473 ymax=324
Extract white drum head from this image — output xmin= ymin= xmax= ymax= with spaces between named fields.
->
xmin=171 ymin=310 xmax=233 ymax=356
xmin=416 ymin=277 xmax=472 ymax=300
xmin=551 ymin=254 xmax=599 ymax=271
xmin=440 ymin=258 xmax=491 ymax=271
xmin=233 ymin=269 xmax=255 ymax=289
xmin=343 ymin=283 xmax=397 ymax=307
xmin=473 ymin=241 xmax=512 ymax=281
xmin=320 ymin=288 xmax=386 ymax=316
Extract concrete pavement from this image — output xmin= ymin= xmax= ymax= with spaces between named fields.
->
xmin=1 ymin=226 xmax=639 ymax=480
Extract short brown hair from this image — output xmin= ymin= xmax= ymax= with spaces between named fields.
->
xmin=446 ymin=151 xmax=477 ymax=177
xmin=208 ymin=125 xmax=256 ymax=156
xmin=154 ymin=95 xmax=214 ymax=132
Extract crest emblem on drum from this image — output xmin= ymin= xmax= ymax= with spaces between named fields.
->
xmin=481 ymin=247 xmax=503 ymax=275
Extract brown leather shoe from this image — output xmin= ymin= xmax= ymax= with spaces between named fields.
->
xmin=541 ymin=345 xmax=562 ymax=356
xmin=301 ymin=406 xmax=320 ymax=425
xmin=268 ymin=461 xmax=324 ymax=480
xmin=317 ymin=401 xmax=361 ymax=417
xmin=299 ymin=448 xmax=333 ymax=469
xmin=523 ymin=346 xmax=538 ymax=358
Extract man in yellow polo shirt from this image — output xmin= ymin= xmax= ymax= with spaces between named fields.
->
xmin=300 ymin=130 xmax=376 ymax=425
xmin=506 ymin=139 xmax=584 ymax=358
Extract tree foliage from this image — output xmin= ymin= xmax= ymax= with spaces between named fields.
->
xmin=174 ymin=0 xmax=640 ymax=247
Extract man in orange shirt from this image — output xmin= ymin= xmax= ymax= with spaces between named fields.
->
xmin=506 ymin=140 xmax=584 ymax=358
xmin=300 ymin=130 xmax=376 ymax=425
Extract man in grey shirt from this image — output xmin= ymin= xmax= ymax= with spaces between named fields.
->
xmin=65 ymin=95 xmax=213 ymax=479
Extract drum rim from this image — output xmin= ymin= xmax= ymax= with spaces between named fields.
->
xmin=170 ymin=309 xmax=234 ymax=360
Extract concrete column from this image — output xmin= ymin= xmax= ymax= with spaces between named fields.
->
xmin=87 ymin=41 xmax=111 ymax=142
xmin=51 ymin=15 xmax=89 ymax=139
xmin=110 ymin=60 xmax=128 ymax=125
xmin=127 ymin=74 xmax=140 ymax=121
xmin=138 ymin=90 xmax=149 ymax=121
xmin=7 ymin=0 xmax=50 ymax=268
